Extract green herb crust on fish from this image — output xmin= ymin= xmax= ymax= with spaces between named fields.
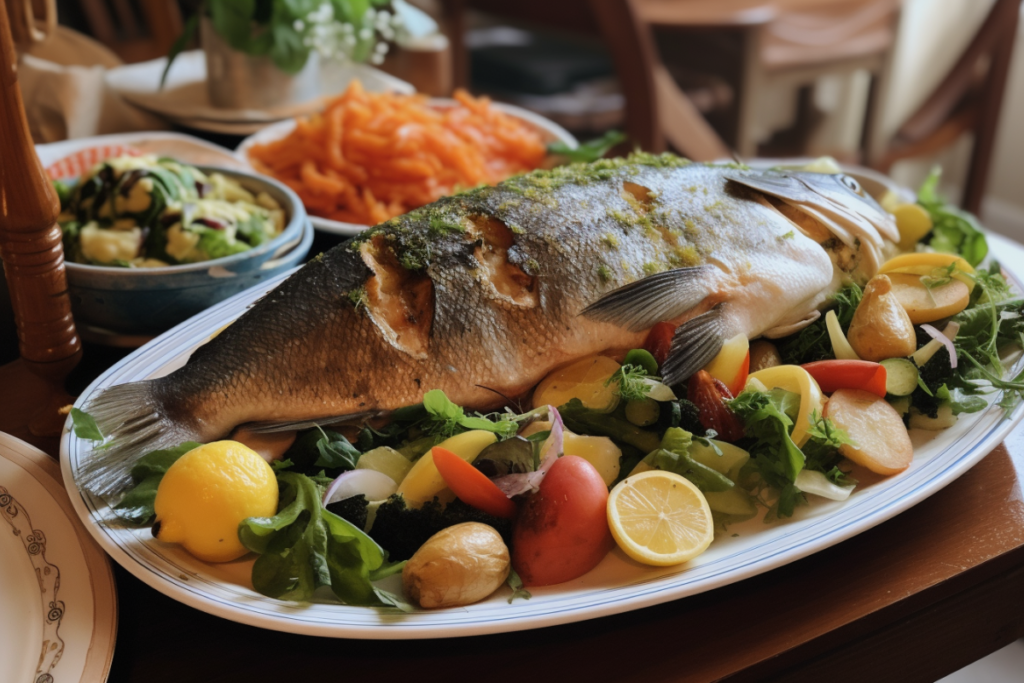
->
xmin=80 ymin=153 xmax=898 ymax=497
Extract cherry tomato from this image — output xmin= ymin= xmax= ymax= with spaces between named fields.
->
xmin=512 ymin=456 xmax=612 ymax=586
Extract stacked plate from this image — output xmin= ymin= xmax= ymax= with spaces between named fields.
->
xmin=0 ymin=433 xmax=117 ymax=681
xmin=105 ymin=50 xmax=414 ymax=136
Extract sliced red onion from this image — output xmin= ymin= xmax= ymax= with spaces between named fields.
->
xmin=494 ymin=405 xmax=564 ymax=497
xmin=322 ymin=469 xmax=396 ymax=506
xmin=921 ymin=323 xmax=958 ymax=369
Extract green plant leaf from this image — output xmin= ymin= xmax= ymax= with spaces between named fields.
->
xmin=160 ymin=12 xmax=199 ymax=89
xmin=211 ymin=0 xmax=258 ymax=50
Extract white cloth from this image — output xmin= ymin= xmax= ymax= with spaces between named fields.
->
xmin=17 ymin=26 xmax=167 ymax=143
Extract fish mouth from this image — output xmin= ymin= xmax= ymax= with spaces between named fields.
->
xmin=724 ymin=170 xmax=899 ymax=276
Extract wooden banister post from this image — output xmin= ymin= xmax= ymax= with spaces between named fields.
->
xmin=0 ymin=0 xmax=81 ymax=439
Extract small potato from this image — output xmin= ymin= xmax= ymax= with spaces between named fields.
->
xmin=887 ymin=273 xmax=970 ymax=324
xmin=847 ymin=275 xmax=917 ymax=362
xmin=824 ymin=389 xmax=914 ymax=475
xmin=403 ymin=523 xmax=510 ymax=609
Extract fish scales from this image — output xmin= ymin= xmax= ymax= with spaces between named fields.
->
xmin=81 ymin=154 xmax=896 ymax=496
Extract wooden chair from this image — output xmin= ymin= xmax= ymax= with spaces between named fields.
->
xmin=869 ymin=0 xmax=1022 ymax=215
xmin=440 ymin=0 xmax=731 ymax=161
xmin=637 ymin=0 xmax=901 ymax=159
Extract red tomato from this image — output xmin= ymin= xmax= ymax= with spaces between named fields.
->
xmin=432 ymin=447 xmax=517 ymax=519
xmin=801 ymin=360 xmax=887 ymax=398
xmin=643 ymin=322 xmax=676 ymax=367
xmin=512 ymin=456 xmax=612 ymax=587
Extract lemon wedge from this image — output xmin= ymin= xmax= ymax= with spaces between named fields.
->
xmin=607 ymin=470 xmax=714 ymax=566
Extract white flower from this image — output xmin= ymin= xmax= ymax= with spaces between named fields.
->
xmin=371 ymin=53 xmax=384 ymax=65
xmin=359 ymin=27 xmax=373 ymax=40
xmin=293 ymin=19 xmax=305 ymax=31
xmin=375 ymin=41 xmax=389 ymax=54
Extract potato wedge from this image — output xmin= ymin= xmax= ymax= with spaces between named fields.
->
xmin=887 ymin=272 xmax=970 ymax=324
xmin=823 ymin=389 xmax=914 ymax=475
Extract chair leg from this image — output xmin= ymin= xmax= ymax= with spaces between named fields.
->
xmin=589 ymin=0 xmax=664 ymax=152
xmin=734 ymin=25 xmax=762 ymax=159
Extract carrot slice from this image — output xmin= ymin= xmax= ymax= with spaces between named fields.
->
xmin=431 ymin=447 xmax=518 ymax=519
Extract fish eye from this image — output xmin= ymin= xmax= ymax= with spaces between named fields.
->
xmin=839 ymin=175 xmax=863 ymax=195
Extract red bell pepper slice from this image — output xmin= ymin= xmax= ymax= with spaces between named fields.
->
xmin=432 ymin=447 xmax=518 ymax=519
xmin=800 ymin=360 xmax=887 ymax=398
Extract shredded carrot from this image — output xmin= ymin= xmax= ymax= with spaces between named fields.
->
xmin=247 ymin=81 xmax=548 ymax=225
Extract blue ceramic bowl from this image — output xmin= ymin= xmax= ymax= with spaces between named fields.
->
xmin=64 ymin=167 xmax=313 ymax=335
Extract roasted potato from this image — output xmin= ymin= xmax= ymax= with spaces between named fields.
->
xmin=403 ymin=523 xmax=510 ymax=609
xmin=847 ymin=275 xmax=917 ymax=362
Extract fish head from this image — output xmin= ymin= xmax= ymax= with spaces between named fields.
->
xmin=723 ymin=169 xmax=900 ymax=279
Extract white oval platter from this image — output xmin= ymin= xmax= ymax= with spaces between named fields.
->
xmin=60 ymin=232 xmax=1024 ymax=640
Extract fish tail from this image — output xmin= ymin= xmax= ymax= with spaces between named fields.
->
xmin=78 ymin=380 xmax=202 ymax=499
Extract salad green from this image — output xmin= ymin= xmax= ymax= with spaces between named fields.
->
xmin=57 ymin=155 xmax=285 ymax=268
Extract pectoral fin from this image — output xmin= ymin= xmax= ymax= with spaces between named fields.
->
xmin=661 ymin=303 xmax=726 ymax=387
xmin=580 ymin=265 xmax=716 ymax=332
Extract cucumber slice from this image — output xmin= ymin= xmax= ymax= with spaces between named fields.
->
xmin=880 ymin=358 xmax=919 ymax=396
xmin=625 ymin=397 xmax=660 ymax=426
xmin=887 ymin=395 xmax=912 ymax=417
xmin=704 ymin=487 xmax=757 ymax=518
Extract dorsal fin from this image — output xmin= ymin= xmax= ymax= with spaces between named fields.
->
xmin=579 ymin=265 xmax=715 ymax=332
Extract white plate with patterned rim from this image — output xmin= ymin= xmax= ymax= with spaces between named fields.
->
xmin=0 ymin=433 xmax=117 ymax=681
xmin=58 ymin=230 xmax=1024 ymax=640
xmin=234 ymin=100 xmax=578 ymax=237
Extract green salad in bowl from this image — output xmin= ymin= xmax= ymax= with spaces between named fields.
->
xmin=56 ymin=155 xmax=286 ymax=268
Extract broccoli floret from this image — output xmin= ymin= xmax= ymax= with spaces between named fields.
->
xmin=673 ymin=399 xmax=706 ymax=436
xmin=326 ymin=494 xmax=368 ymax=530
xmin=368 ymin=495 xmax=513 ymax=561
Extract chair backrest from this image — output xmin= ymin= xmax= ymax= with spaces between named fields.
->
xmin=76 ymin=0 xmax=183 ymax=63
xmin=896 ymin=0 xmax=1020 ymax=143
xmin=878 ymin=0 xmax=1021 ymax=213
xmin=761 ymin=0 xmax=899 ymax=70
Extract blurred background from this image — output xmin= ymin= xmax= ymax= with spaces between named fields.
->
xmin=27 ymin=0 xmax=1024 ymax=239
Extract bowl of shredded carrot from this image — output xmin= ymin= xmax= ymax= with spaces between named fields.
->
xmin=237 ymin=81 xmax=576 ymax=236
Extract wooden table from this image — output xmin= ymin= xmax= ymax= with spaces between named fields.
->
xmin=5 ymin=238 xmax=1024 ymax=683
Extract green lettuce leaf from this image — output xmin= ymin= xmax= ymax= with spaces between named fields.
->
xmin=239 ymin=471 xmax=409 ymax=608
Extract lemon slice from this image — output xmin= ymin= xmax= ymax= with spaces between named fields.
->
xmin=607 ymin=470 xmax=714 ymax=566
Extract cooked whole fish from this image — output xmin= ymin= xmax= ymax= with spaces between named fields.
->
xmin=81 ymin=154 xmax=898 ymax=496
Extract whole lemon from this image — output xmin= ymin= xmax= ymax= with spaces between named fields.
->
xmin=153 ymin=441 xmax=278 ymax=563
